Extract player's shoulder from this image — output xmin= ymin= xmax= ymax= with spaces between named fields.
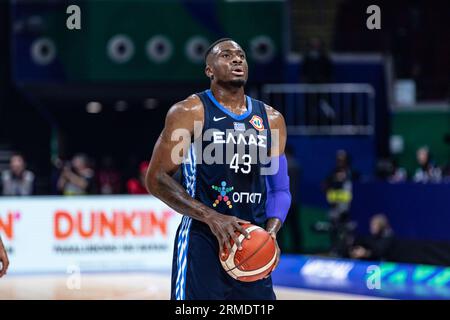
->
xmin=247 ymin=95 xmax=282 ymax=118
xmin=263 ymin=103 xmax=281 ymax=116
xmin=263 ymin=103 xmax=285 ymax=129
xmin=247 ymin=95 xmax=285 ymax=129
xmin=167 ymin=94 xmax=204 ymax=119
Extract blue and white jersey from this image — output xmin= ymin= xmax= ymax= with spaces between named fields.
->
xmin=182 ymin=89 xmax=271 ymax=227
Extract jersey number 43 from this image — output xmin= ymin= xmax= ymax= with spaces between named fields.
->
xmin=230 ymin=154 xmax=252 ymax=174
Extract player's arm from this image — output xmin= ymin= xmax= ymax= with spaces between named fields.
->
xmin=265 ymin=104 xmax=291 ymax=270
xmin=146 ymin=96 xmax=249 ymax=254
xmin=265 ymin=104 xmax=290 ymax=236
xmin=0 ymin=235 xmax=9 ymax=277
xmin=146 ymin=96 xmax=207 ymax=217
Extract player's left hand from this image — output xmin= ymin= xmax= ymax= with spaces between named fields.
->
xmin=270 ymin=232 xmax=281 ymax=272
xmin=264 ymin=232 xmax=280 ymax=279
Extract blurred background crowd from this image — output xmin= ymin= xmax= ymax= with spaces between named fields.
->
xmin=2 ymin=143 xmax=448 ymax=197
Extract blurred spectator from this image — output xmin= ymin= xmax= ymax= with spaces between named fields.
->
xmin=388 ymin=159 xmax=408 ymax=183
xmin=413 ymin=146 xmax=442 ymax=183
xmin=323 ymin=150 xmax=358 ymax=217
xmin=376 ymin=158 xmax=407 ymax=183
xmin=443 ymin=161 xmax=450 ymax=183
xmin=302 ymin=37 xmax=334 ymax=127
xmin=57 ymin=153 xmax=96 ymax=195
xmin=302 ymin=37 xmax=333 ymax=83
xmin=350 ymin=214 xmax=395 ymax=261
xmin=97 ymin=156 xmax=122 ymax=194
xmin=1 ymin=153 xmax=35 ymax=196
xmin=321 ymin=150 xmax=358 ymax=257
xmin=278 ymin=146 xmax=302 ymax=253
xmin=127 ymin=161 xmax=149 ymax=195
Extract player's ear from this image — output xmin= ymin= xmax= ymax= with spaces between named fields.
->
xmin=205 ymin=64 xmax=213 ymax=80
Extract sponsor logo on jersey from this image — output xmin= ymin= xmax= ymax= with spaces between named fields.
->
xmin=213 ymin=116 xmax=227 ymax=122
xmin=211 ymin=181 xmax=262 ymax=208
xmin=211 ymin=181 xmax=234 ymax=208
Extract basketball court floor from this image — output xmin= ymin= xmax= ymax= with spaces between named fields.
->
xmin=0 ymin=273 xmax=382 ymax=300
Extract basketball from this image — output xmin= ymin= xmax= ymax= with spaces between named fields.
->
xmin=219 ymin=224 xmax=277 ymax=282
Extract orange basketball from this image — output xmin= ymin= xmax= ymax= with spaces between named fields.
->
xmin=219 ymin=224 xmax=277 ymax=282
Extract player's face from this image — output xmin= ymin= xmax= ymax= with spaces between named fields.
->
xmin=210 ymin=41 xmax=248 ymax=87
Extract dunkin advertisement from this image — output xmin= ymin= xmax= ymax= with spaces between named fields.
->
xmin=0 ymin=196 xmax=182 ymax=273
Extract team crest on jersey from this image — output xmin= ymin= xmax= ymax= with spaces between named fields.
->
xmin=249 ymin=115 xmax=264 ymax=131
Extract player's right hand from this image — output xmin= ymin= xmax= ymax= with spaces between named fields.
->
xmin=205 ymin=214 xmax=251 ymax=256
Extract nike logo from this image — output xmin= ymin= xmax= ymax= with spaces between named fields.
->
xmin=213 ymin=116 xmax=227 ymax=122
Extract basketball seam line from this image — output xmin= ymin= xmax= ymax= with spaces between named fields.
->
xmin=225 ymin=233 xmax=272 ymax=273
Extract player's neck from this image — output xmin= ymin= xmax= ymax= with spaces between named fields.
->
xmin=210 ymin=85 xmax=246 ymax=112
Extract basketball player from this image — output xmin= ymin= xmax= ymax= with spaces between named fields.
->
xmin=146 ymin=38 xmax=291 ymax=300
xmin=0 ymin=236 xmax=9 ymax=277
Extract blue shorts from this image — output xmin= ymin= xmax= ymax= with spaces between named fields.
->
xmin=170 ymin=217 xmax=276 ymax=300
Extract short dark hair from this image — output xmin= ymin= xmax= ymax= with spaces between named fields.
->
xmin=204 ymin=38 xmax=233 ymax=61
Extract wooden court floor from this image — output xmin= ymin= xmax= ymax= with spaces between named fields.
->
xmin=0 ymin=273 xmax=381 ymax=300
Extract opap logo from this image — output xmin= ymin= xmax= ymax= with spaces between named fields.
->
xmin=211 ymin=181 xmax=263 ymax=209
xmin=211 ymin=181 xmax=234 ymax=208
